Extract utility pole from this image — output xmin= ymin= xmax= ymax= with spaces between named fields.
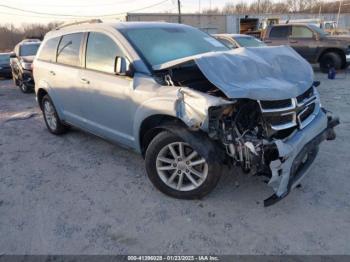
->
xmin=337 ymin=0 xmax=342 ymax=28
xmin=178 ymin=0 xmax=181 ymax=24
xmin=318 ymin=3 xmax=322 ymax=20
xmin=257 ymin=0 xmax=260 ymax=14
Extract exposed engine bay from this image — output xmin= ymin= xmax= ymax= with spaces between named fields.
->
xmin=154 ymin=58 xmax=339 ymax=206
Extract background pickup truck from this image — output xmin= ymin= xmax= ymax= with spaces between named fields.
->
xmin=262 ymin=23 xmax=350 ymax=72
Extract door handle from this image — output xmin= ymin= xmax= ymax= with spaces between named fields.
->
xmin=264 ymin=40 xmax=272 ymax=44
xmin=290 ymin=40 xmax=298 ymax=43
xmin=80 ymin=78 xmax=90 ymax=84
xmin=49 ymin=70 xmax=56 ymax=76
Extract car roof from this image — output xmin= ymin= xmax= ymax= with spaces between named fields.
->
xmin=272 ymin=23 xmax=310 ymax=26
xmin=45 ymin=21 xmax=194 ymax=39
xmin=19 ymin=41 xmax=41 ymax=46
xmin=214 ymin=33 xmax=254 ymax=38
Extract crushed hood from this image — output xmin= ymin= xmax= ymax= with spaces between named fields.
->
xmin=154 ymin=46 xmax=314 ymax=101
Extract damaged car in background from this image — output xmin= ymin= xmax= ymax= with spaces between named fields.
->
xmin=33 ymin=22 xmax=339 ymax=206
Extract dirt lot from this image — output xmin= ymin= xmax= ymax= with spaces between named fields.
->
xmin=0 ymin=71 xmax=350 ymax=255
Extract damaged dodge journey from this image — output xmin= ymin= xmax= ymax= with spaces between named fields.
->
xmin=33 ymin=21 xmax=339 ymax=206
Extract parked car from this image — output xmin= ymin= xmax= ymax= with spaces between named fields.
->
xmin=0 ymin=52 xmax=12 ymax=78
xmin=10 ymin=40 xmax=41 ymax=93
xmin=213 ymin=34 xmax=266 ymax=49
xmin=33 ymin=21 xmax=339 ymax=206
xmin=263 ymin=23 xmax=350 ymax=72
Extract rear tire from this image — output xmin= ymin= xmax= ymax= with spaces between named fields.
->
xmin=319 ymin=52 xmax=342 ymax=73
xmin=41 ymin=95 xmax=69 ymax=135
xmin=19 ymin=82 xmax=32 ymax=93
xmin=145 ymin=130 xmax=222 ymax=199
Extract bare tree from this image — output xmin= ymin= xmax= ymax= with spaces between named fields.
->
xmin=0 ymin=22 xmax=59 ymax=52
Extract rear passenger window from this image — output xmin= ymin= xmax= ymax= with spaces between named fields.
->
xmin=85 ymin=32 xmax=123 ymax=74
xmin=269 ymin=26 xmax=290 ymax=38
xmin=57 ymin=33 xmax=83 ymax=67
xmin=38 ymin=37 xmax=60 ymax=62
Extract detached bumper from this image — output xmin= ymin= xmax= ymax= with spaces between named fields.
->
xmin=264 ymin=109 xmax=339 ymax=207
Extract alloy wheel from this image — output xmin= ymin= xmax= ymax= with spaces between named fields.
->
xmin=43 ymin=100 xmax=57 ymax=131
xmin=156 ymin=142 xmax=208 ymax=191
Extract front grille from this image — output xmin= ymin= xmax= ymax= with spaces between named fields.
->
xmin=260 ymin=99 xmax=292 ymax=110
xmin=258 ymin=87 xmax=319 ymax=135
xmin=299 ymin=103 xmax=315 ymax=122
xmin=297 ymin=87 xmax=314 ymax=104
xmin=264 ymin=114 xmax=294 ymax=127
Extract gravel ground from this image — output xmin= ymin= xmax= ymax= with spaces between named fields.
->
xmin=0 ymin=71 xmax=349 ymax=255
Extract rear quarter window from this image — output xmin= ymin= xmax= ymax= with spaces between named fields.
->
xmin=269 ymin=26 xmax=290 ymax=38
xmin=57 ymin=33 xmax=83 ymax=67
xmin=38 ymin=37 xmax=60 ymax=62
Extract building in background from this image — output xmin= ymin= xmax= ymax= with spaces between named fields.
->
xmin=126 ymin=13 xmax=350 ymax=34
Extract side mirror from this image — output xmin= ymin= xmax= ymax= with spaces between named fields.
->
xmin=313 ymin=81 xmax=321 ymax=87
xmin=314 ymin=33 xmax=320 ymax=41
xmin=9 ymin=52 xmax=16 ymax=58
xmin=115 ymin=56 xmax=134 ymax=77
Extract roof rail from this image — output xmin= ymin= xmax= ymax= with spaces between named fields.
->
xmin=56 ymin=19 xmax=102 ymax=30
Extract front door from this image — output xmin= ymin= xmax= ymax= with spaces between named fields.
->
xmin=78 ymin=31 xmax=135 ymax=147
xmin=289 ymin=25 xmax=318 ymax=63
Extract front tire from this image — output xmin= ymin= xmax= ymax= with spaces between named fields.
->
xmin=41 ymin=95 xmax=69 ymax=135
xmin=145 ymin=130 xmax=222 ymax=199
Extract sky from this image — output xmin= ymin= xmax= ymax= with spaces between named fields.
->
xmin=0 ymin=0 xmax=234 ymax=26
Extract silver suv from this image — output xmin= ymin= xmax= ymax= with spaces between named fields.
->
xmin=33 ymin=21 xmax=339 ymax=206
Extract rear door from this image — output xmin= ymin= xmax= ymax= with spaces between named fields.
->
xmin=78 ymin=31 xmax=134 ymax=146
xmin=264 ymin=25 xmax=291 ymax=46
xmin=289 ymin=25 xmax=318 ymax=62
xmin=51 ymin=33 xmax=85 ymax=126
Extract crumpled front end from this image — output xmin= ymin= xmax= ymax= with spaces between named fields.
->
xmin=155 ymin=46 xmax=339 ymax=206
xmin=203 ymin=86 xmax=339 ymax=206
xmin=263 ymin=108 xmax=339 ymax=206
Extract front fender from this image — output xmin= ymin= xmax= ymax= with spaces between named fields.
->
xmin=132 ymin=87 xmax=233 ymax=152
xmin=133 ymin=96 xmax=178 ymax=152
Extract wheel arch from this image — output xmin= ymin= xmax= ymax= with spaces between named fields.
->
xmin=139 ymin=114 xmax=186 ymax=158
xmin=37 ymin=88 xmax=48 ymax=110
xmin=318 ymin=48 xmax=346 ymax=66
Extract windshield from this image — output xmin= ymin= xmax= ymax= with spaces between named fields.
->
xmin=234 ymin=36 xmax=266 ymax=47
xmin=121 ymin=26 xmax=228 ymax=67
xmin=0 ymin=54 xmax=10 ymax=63
xmin=19 ymin=43 xmax=40 ymax=56
xmin=308 ymin=24 xmax=329 ymax=36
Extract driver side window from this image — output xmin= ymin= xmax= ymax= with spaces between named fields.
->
xmin=85 ymin=32 xmax=124 ymax=74
xmin=291 ymin=26 xmax=313 ymax=38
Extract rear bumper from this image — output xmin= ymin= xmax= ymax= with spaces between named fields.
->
xmin=264 ymin=109 xmax=339 ymax=207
